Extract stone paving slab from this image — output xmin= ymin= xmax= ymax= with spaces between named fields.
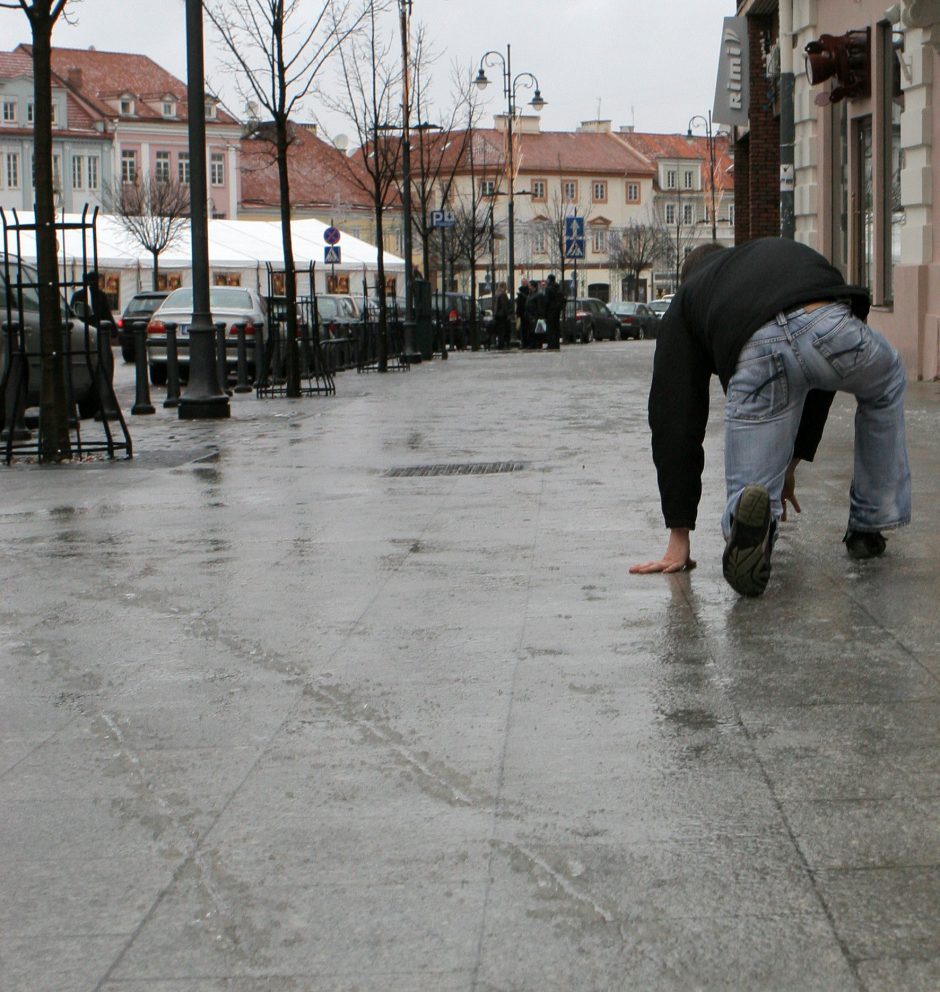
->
xmin=1 ymin=345 xmax=938 ymax=991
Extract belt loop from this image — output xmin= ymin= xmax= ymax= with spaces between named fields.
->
xmin=775 ymin=311 xmax=788 ymax=328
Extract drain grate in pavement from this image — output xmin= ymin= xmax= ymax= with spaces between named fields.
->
xmin=386 ymin=461 xmax=525 ymax=478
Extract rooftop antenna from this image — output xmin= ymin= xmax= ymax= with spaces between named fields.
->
xmin=596 ymin=96 xmax=602 ymax=120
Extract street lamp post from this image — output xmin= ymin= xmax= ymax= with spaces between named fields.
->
xmin=687 ymin=111 xmax=718 ymax=243
xmin=475 ymin=45 xmax=545 ymax=312
xmin=179 ymin=0 xmax=229 ymax=419
xmin=397 ymin=0 xmax=421 ymax=362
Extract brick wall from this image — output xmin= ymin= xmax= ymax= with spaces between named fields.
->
xmin=742 ymin=13 xmax=780 ymax=240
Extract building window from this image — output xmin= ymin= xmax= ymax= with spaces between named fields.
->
xmin=120 ymin=98 xmax=134 ymax=115
xmin=683 ymin=202 xmax=694 ymax=225
xmin=562 ymin=179 xmax=578 ymax=201
xmin=71 ymin=155 xmax=83 ymax=189
xmin=592 ymin=229 xmax=607 ymax=254
xmin=210 ymin=152 xmax=225 ymax=186
xmin=178 ymin=152 xmax=190 ymax=184
xmin=626 ymin=181 xmax=640 ymax=203
xmin=155 ymin=150 xmax=171 ymax=183
xmin=665 ymin=169 xmax=677 ymax=189
xmin=728 ymin=204 xmax=735 ymax=226
xmin=205 ymin=101 xmax=217 ymax=119
xmin=683 ymin=169 xmax=695 ymax=190
xmin=2 ymin=101 xmax=16 ymax=124
xmin=5 ymin=152 xmax=19 ymax=189
xmin=855 ymin=115 xmax=873 ymax=292
xmin=531 ymin=178 xmax=546 ymax=200
xmin=592 ymin=180 xmax=607 ymax=202
xmin=50 ymin=103 xmax=58 ymax=127
xmin=884 ymin=24 xmax=904 ymax=304
xmin=533 ymin=229 xmax=546 ymax=253
xmin=162 ymin=101 xmax=175 ymax=117
xmin=121 ymin=149 xmax=137 ymax=183
xmin=87 ymin=155 xmax=99 ymax=190
xmin=665 ymin=203 xmax=676 ymax=225
xmin=480 ymin=178 xmax=495 ymax=197
xmin=27 ymin=103 xmax=34 ymax=124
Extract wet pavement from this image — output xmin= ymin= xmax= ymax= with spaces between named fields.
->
xmin=1 ymin=342 xmax=939 ymax=992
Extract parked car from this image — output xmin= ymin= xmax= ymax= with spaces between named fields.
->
xmin=0 ymin=254 xmax=102 ymax=419
xmin=145 ymin=285 xmax=268 ymax=385
xmin=433 ymin=293 xmax=488 ymax=349
xmin=313 ymin=294 xmax=360 ymax=339
xmin=647 ymin=296 xmax=675 ymax=337
xmin=354 ymin=294 xmax=405 ymax=323
xmin=117 ymin=290 xmax=169 ymax=363
xmin=562 ymin=297 xmax=620 ymax=343
xmin=609 ymin=301 xmax=656 ymax=340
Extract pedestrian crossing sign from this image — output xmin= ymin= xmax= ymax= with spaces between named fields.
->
xmin=324 ymin=245 xmax=342 ymax=264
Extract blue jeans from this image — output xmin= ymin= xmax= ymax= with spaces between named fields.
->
xmin=722 ymin=302 xmax=911 ymax=540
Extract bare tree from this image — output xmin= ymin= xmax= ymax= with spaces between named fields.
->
xmin=102 ymin=174 xmax=190 ymax=290
xmin=322 ymin=0 xmax=400 ymax=371
xmin=2 ymin=0 xmax=75 ymax=459
xmin=609 ymin=219 xmax=667 ymax=301
xmin=205 ymin=0 xmax=367 ymax=395
xmin=533 ymin=164 xmax=589 ymax=292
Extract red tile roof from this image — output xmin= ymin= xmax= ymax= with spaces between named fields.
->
xmin=240 ymin=123 xmax=374 ymax=213
xmin=618 ymin=131 xmax=734 ymax=192
xmin=20 ymin=44 xmax=238 ymax=126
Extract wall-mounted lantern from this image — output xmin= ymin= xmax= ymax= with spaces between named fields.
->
xmin=804 ymin=29 xmax=871 ymax=104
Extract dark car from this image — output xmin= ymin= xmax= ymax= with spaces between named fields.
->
xmin=609 ymin=301 xmax=655 ymax=340
xmin=1 ymin=254 xmax=102 ymax=418
xmin=117 ymin=291 xmax=169 ymax=363
xmin=562 ymin=297 xmax=619 ymax=343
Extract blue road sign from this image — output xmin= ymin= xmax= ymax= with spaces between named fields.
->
xmin=429 ymin=209 xmax=456 ymax=229
xmin=564 ymin=216 xmax=585 ymax=240
xmin=565 ymin=238 xmax=585 ymax=259
xmin=324 ymin=226 xmax=341 ymax=245
xmin=324 ymin=245 xmax=342 ymax=264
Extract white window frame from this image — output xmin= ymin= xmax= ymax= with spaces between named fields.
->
xmin=5 ymin=152 xmax=19 ymax=189
xmin=71 ymin=154 xmax=83 ymax=190
xmin=562 ymin=179 xmax=577 ymax=202
xmin=683 ymin=169 xmax=695 ymax=190
xmin=592 ymin=180 xmax=607 ymax=202
xmin=531 ymin=178 xmax=546 ymax=200
xmin=121 ymin=149 xmax=137 ymax=183
xmin=2 ymin=100 xmax=16 ymax=124
xmin=87 ymin=155 xmax=99 ymax=190
xmin=592 ymin=229 xmax=607 ymax=254
xmin=480 ymin=178 xmax=495 ymax=197
xmin=626 ymin=181 xmax=639 ymax=203
xmin=178 ymin=152 xmax=190 ymax=184
xmin=683 ymin=202 xmax=694 ymax=225
xmin=664 ymin=203 xmax=676 ymax=225
xmin=155 ymin=150 xmax=171 ymax=183
xmin=665 ymin=169 xmax=677 ymax=190
xmin=210 ymin=152 xmax=225 ymax=186
xmin=533 ymin=229 xmax=547 ymax=254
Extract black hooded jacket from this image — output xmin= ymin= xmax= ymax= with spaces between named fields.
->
xmin=648 ymin=238 xmax=870 ymax=530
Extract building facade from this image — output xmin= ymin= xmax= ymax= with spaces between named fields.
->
xmin=734 ymin=0 xmax=940 ymax=379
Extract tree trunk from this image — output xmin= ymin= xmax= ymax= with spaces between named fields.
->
xmin=373 ymin=192 xmax=388 ymax=373
xmin=32 ymin=11 xmax=71 ymax=461
xmin=152 ymin=250 xmax=160 ymax=291
xmin=275 ymin=116 xmax=300 ymax=396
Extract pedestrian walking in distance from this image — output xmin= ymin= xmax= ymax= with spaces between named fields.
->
xmin=630 ymin=238 xmax=911 ymax=597
xmin=493 ymin=281 xmax=513 ymax=350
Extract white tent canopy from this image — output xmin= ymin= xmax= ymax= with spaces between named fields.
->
xmin=2 ymin=210 xmax=403 ymax=304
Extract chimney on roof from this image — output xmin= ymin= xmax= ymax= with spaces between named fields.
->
xmin=619 ymin=125 xmax=635 ymax=133
xmin=495 ymin=113 xmax=540 ymax=133
xmin=298 ymin=122 xmax=318 ymax=136
xmin=578 ymin=119 xmax=611 ymax=133
xmin=67 ymin=67 xmax=83 ymax=90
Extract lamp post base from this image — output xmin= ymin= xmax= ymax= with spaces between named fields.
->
xmin=178 ymin=395 xmax=231 ymax=420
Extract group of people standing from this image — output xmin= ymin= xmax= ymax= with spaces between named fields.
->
xmin=490 ymin=275 xmax=566 ymax=350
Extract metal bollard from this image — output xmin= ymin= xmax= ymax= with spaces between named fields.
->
xmin=215 ymin=322 xmax=233 ymax=395
xmin=233 ymin=322 xmax=251 ymax=393
xmin=164 ymin=321 xmax=180 ymax=408
xmin=132 ymin=322 xmax=155 ymax=415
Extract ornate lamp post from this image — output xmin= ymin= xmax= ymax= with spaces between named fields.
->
xmin=687 ymin=111 xmax=718 ymax=243
xmin=474 ymin=46 xmax=545 ymax=301
xmin=397 ymin=0 xmax=420 ymax=361
xmin=179 ymin=0 xmax=229 ymax=419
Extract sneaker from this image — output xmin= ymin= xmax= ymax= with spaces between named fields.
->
xmin=723 ymin=484 xmax=774 ymax=597
xmin=843 ymin=529 xmax=886 ymax=560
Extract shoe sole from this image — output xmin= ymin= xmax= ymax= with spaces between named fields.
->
xmin=723 ymin=485 xmax=773 ymax=597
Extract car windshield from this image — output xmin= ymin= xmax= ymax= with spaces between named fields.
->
xmin=0 ymin=259 xmax=42 ymax=312
xmin=317 ymin=297 xmax=357 ymax=319
xmin=615 ymin=302 xmax=640 ymax=314
xmin=125 ymin=295 xmax=165 ymax=315
xmin=164 ymin=286 xmax=253 ymax=311
xmin=649 ymin=300 xmax=671 ymax=312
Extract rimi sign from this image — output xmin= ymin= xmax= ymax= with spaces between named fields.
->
xmin=712 ymin=17 xmax=750 ymax=128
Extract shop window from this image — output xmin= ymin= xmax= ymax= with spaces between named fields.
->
xmin=884 ymin=24 xmax=904 ymax=303
xmin=855 ymin=116 xmax=873 ymax=292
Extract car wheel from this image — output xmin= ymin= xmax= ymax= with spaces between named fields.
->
xmin=121 ymin=343 xmax=135 ymax=363
xmin=149 ymin=363 xmax=167 ymax=386
xmin=583 ymin=324 xmax=595 ymax=344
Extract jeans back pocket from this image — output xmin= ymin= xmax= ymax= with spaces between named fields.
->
xmin=726 ymin=352 xmax=788 ymax=421
xmin=812 ymin=313 xmax=870 ymax=377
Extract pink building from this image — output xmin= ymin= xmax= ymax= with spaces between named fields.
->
xmin=732 ymin=0 xmax=940 ymax=380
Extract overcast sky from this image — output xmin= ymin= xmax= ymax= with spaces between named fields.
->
xmin=1 ymin=0 xmax=733 ymax=137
